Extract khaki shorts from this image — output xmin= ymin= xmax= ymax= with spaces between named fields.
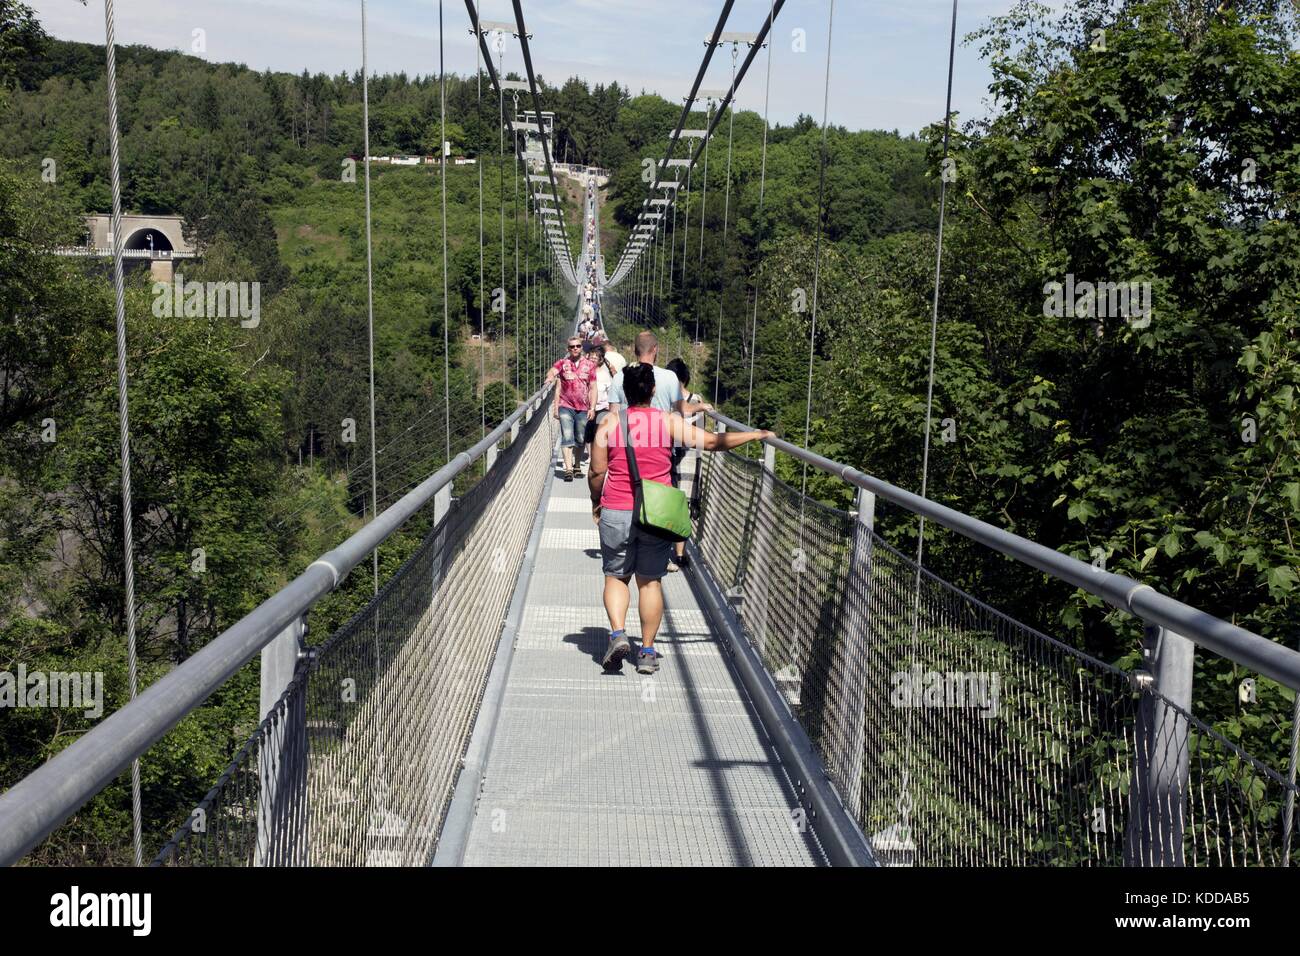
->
xmin=598 ymin=507 xmax=672 ymax=579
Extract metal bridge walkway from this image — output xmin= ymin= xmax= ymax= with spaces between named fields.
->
xmin=458 ymin=452 xmax=825 ymax=866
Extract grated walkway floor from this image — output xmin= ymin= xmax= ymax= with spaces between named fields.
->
xmin=462 ymin=448 xmax=826 ymax=866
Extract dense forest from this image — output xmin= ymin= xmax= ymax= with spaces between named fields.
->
xmin=0 ymin=2 xmax=592 ymax=861
xmin=0 ymin=0 xmax=1297 ymax=863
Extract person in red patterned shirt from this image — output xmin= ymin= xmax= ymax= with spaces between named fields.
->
xmin=545 ymin=337 xmax=598 ymax=481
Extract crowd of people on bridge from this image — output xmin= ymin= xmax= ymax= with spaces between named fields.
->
xmin=543 ymin=180 xmax=771 ymax=674
xmin=546 ymin=329 xmax=770 ymax=674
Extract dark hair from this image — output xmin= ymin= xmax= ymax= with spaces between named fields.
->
xmin=665 ymin=357 xmax=690 ymax=386
xmin=623 ymin=362 xmax=656 ymax=406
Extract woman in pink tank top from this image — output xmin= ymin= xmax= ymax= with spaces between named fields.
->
xmin=599 ymin=405 xmax=673 ymax=510
xmin=587 ymin=362 xmax=771 ymax=674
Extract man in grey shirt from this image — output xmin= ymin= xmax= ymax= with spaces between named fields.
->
xmin=606 ymin=330 xmax=713 ymax=418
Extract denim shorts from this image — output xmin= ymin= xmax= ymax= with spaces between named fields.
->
xmin=558 ymin=406 xmax=588 ymax=448
xmin=598 ymin=507 xmax=672 ymax=579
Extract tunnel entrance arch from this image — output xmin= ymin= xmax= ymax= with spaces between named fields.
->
xmin=123 ymin=227 xmax=174 ymax=253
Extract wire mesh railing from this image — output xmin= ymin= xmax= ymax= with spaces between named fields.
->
xmin=692 ymin=439 xmax=1300 ymax=867
xmin=154 ymin=403 xmax=554 ymax=866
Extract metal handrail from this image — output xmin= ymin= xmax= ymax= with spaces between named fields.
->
xmin=707 ymin=409 xmax=1300 ymax=693
xmin=0 ymin=382 xmax=553 ymax=866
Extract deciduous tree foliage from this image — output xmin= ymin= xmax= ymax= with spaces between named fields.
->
xmin=615 ymin=0 xmax=1298 ymax=779
xmin=0 ymin=24 xmax=576 ymax=862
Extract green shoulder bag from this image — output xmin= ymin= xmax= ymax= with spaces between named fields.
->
xmin=619 ymin=408 xmax=692 ymax=542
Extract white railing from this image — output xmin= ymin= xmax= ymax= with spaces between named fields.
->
xmin=51 ymin=246 xmax=197 ymax=259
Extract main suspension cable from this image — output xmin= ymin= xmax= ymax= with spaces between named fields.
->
xmin=614 ymin=0 xmax=740 ymax=287
xmin=612 ymin=0 xmax=786 ymax=290
xmin=512 ymin=0 xmax=576 ymax=279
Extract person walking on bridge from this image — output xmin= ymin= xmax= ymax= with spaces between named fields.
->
xmin=664 ymin=357 xmax=704 ymax=573
xmin=546 ymin=336 xmax=596 ymax=481
xmin=588 ymin=363 xmax=769 ymax=674
xmin=606 ymin=331 xmax=711 ymax=420
xmin=583 ymin=341 xmax=626 ymax=463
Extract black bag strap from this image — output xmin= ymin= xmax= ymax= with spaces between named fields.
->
xmin=619 ymin=407 xmax=648 ymax=524
xmin=688 ymin=438 xmax=704 ymax=519
xmin=618 ymin=407 xmax=642 ymax=485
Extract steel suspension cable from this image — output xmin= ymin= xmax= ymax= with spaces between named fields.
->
xmin=439 ymin=0 xmax=451 ymax=460
xmin=653 ymin=213 xmax=661 ymax=307
xmin=695 ymin=98 xmax=712 ymax=343
xmin=915 ymin=0 xmax=960 ymax=578
xmin=476 ymin=28 xmax=486 ymax=439
xmin=511 ymin=0 xmax=576 ymax=278
xmin=464 ymin=4 xmax=560 ymax=400
xmin=651 ymin=213 xmax=659 ymax=315
xmin=611 ymin=0 xmax=786 ymax=291
xmin=680 ymin=162 xmax=693 ymax=287
xmin=514 ymin=117 xmax=521 ymax=396
xmin=498 ymin=43 xmax=507 ymax=419
xmin=713 ymin=46 xmax=739 ymax=406
xmin=615 ymin=0 xmax=736 ymax=285
xmin=747 ymin=0 xmax=776 ymax=426
xmin=799 ymin=0 xmax=835 ymax=502
xmin=902 ymin=0 xmax=960 ymax=860
xmin=361 ymin=0 xmax=380 ymax=592
xmin=659 ymin=200 xmax=669 ymax=303
xmin=524 ymin=182 xmax=531 ymax=387
xmin=101 ymin=0 xmax=143 ymax=868
xmin=668 ymin=169 xmax=680 ymax=297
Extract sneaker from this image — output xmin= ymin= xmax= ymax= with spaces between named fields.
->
xmin=602 ymin=630 xmax=631 ymax=669
xmin=636 ymin=648 xmax=659 ymax=674
xmin=677 ymin=552 xmax=692 ymax=570
xmin=666 ymin=560 xmax=680 ymax=573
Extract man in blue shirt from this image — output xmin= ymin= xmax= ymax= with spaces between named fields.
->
xmin=606 ymin=331 xmax=713 ymax=418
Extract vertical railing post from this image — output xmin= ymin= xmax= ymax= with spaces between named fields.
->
xmin=257 ymin=613 xmax=309 ymax=866
xmin=744 ymin=443 xmax=777 ymax=660
xmin=824 ymin=487 xmax=875 ymax=822
xmin=434 ymin=482 xmax=452 ymax=525
xmin=1125 ymin=623 xmax=1194 ymax=866
xmin=700 ymin=419 xmax=724 ymax=575
xmin=428 ymin=480 xmax=454 ymax=610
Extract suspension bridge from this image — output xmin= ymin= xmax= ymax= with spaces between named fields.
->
xmin=1 ymin=0 xmax=1298 ymax=869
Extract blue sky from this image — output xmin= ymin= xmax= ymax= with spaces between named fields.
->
xmin=32 ymin=0 xmax=1025 ymax=134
